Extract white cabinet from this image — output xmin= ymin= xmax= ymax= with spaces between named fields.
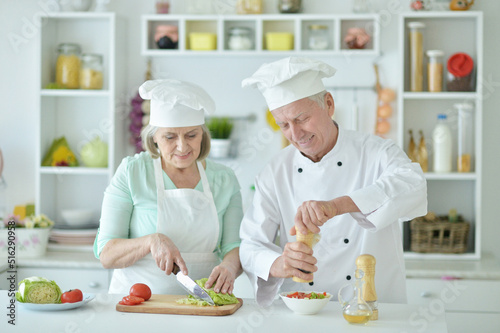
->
xmin=141 ymin=14 xmax=380 ymax=56
xmin=407 ymin=278 xmax=500 ymax=333
xmin=36 ymin=13 xmax=125 ymax=224
xmin=398 ymin=12 xmax=483 ymax=259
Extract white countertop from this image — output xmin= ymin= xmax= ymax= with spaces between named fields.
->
xmin=0 ymin=292 xmax=448 ymax=332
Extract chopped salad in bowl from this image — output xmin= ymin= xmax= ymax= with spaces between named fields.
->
xmin=280 ymin=291 xmax=332 ymax=315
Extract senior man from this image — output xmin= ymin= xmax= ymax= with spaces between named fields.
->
xmin=239 ymin=57 xmax=427 ymax=307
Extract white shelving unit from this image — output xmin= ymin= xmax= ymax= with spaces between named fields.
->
xmin=36 ymin=12 xmax=125 ymax=226
xmin=398 ymin=11 xmax=483 ymax=260
xmin=141 ymin=14 xmax=380 ymax=56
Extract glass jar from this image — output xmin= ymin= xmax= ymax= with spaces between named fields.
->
xmin=407 ymin=22 xmax=425 ymax=92
xmin=56 ymin=43 xmax=81 ymax=89
xmin=447 ymin=52 xmax=474 ymax=92
xmin=236 ymin=0 xmax=262 ymax=14
xmin=308 ymin=25 xmax=329 ymax=50
xmin=228 ymin=27 xmax=253 ymax=50
xmin=278 ymin=0 xmax=301 ymax=13
xmin=80 ymin=54 xmax=103 ymax=90
xmin=426 ymin=50 xmax=444 ymax=92
xmin=455 ymin=103 xmax=474 ymax=172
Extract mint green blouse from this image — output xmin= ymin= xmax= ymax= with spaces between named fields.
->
xmin=93 ymin=152 xmax=243 ymax=260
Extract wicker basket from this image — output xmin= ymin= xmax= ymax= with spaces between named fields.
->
xmin=410 ymin=215 xmax=469 ymax=254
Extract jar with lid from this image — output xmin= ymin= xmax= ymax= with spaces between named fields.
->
xmin=407 ymin=22 xmax=425 ymax=92
xmin=426 ymin=50 xmax=444 ymax=92
xmin=447 ymin=52 xmax=474 ymax=92
xmin=455 ymin=103 xmax=474 ymax=172
xmin=236 ymin=0 xmax=262 ymax=14
xmin=278 ymin=0 xmax=301 ymax=13
xmin=228 ymin=27 xmax=253 ymax=51
xmin=56 ymin=43 xmax=81 ymax=89
xmin=308 ymin=25 xmax=329 ymax=50
xmin=80 ymin=54 xmax=103 ymax=89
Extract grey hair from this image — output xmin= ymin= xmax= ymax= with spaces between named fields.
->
xmin=308 ymin=90 xmax=328 ymax=109
xmin=140 ymin=124 xmax=211 ymax=161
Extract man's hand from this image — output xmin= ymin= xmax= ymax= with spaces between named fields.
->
xmin=292 ymin=200 xmax=338 ymax=235
xmin=269 ymin=242 xmax=317 ymax=281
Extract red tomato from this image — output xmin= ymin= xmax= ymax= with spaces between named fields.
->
xmin=61 ymin=289 xmax=83 ymax=303
xmin=129 ymin=283 xmax=152 ymax=301
xmin=121 ymin=295 xmax=145 ymax=305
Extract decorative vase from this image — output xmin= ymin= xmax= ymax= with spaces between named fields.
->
xmin=0 ymin=228 xmax=51 ymax=258
xmin=210 ymin=139 xmax=231 ymax=159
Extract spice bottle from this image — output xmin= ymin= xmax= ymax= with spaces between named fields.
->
xmin=56 ymin=43 xmax=81 ymax=89
xmin=432 ymin=114 xmax=452 ymax=173
xmin=308 ymin=25 xmax=329 ymax=50
xmin=426 ymin=50 xmax=444 ymax=92
xmin=407 ymin=22 xmax=425 ymax=92
xmin=455 ymin=103 xmax=474 ymax=172
xmin=80 ymin=54 xmax=103 ymax=89
xmin=447 ymin=53 xmax=474 ymax=92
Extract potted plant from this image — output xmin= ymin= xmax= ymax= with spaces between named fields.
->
xmin=0 ymin=214 xmax=55 ymax=258
xmin=206 ymin=117 xmax=234 ymax=158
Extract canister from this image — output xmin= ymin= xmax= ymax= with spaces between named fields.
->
xmin=426 ymin=50 xmax=444 ymax=92
xmin=407 ymin=22 xmax=425 ymax=92
xmin=455 ymin=103 xmax=474 ymax=172
xmin=308 ymin=25 xmax=329 ymax=50
xmin=80 ymin=54 xmax=103 ymax=89
xmin=447 ymin=52 xmax=474 ymax=92
xmin=56 ymin=43 xmax=81 ymax=89
xmin=228 ymin=27 xmax=253 ymax=50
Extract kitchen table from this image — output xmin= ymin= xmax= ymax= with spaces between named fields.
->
xmin=0 ymin=291 xmax=447 ymax=332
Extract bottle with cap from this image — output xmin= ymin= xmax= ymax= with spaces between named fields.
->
xmin=426 ymin=50 xmax=444 ymax=92
xmin=447 ymin=52 xmax=474 ymax=92
xmin=407 ymin=22 xmax=425 ymax=92
xmin=432 ymin=114 xmax=453 ymax=173
xmin=455 ymin=103 xmax=474 ymax=172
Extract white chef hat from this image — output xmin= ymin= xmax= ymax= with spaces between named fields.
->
xmin=241 ymin=57 xmax=336 ymax=110
xmin=139 ymin=79 xmax=215 ymax=127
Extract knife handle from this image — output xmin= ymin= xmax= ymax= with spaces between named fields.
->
xmin=172 ymin=263 xmax=181 ymax=275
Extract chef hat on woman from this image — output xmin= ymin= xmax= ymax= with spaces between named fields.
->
xmin=242 ymin=57 xmax=336 ymax=111
xmin=139 ymin=79 xmax=215 ymax=127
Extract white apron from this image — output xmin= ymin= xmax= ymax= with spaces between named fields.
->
xmin=109 ymin=158 xmax=220 ymax=294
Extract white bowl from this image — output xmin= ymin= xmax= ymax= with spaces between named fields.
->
xmin=61 ymin=209 xmax=94 ymax=226
xmin=279 ymin=291 xmax=332 ymax=315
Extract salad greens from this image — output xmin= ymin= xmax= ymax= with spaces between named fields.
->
xmin=175 ymin=278 xmax=239 ymax=306
xmin=15 ymin=277 xmax=62 ymax=304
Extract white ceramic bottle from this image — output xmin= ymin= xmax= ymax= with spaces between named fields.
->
xmin=432 ymin=114 xmax=452 ymax=172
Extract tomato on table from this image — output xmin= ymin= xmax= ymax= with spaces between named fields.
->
xmin=61 ymin=289 xmax=84 ymax=303
xmin=129 ymin=283 xmax=152 ymax=301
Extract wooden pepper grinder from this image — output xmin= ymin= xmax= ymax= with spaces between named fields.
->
xmin=356 ymin=254 xmax=378 ymax=320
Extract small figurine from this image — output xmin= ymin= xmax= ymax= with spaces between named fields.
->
xmin=344 ymin=27 xmax=370 ymax=50
xmin=449 ymin=0 xmax=474 ymax=11
xmin=410 ymin=0 xmax=426 ymax=11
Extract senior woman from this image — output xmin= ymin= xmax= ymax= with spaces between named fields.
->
xmin=94 ymin=79 xmax=243 ymax=295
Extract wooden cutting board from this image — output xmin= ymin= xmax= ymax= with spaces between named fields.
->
xmin=116 ymin=294 xmax=243 ymax=316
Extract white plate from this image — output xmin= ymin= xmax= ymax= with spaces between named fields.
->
xmin=18 ymin=293 xmax=95 ymax=311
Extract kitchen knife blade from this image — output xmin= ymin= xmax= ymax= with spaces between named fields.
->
xmin=173 ymin=264 xmax=215 ymax=306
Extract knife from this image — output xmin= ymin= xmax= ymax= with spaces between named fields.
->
xmin=173 ymin=264 xmax=215 ymax=306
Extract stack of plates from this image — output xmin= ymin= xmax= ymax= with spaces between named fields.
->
xmin=50 ymin=226 xmax=98 ymax=245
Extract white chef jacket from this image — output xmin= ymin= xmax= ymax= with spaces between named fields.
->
xmin=239 ymin=125 xmax=427 ymax=307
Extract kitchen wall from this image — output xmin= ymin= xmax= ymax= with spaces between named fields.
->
xmin=0 ymin=0 xmax=499 ymax=255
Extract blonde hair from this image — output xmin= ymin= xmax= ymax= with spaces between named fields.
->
xmin=140 ymin=124 xmax=211 ymax=161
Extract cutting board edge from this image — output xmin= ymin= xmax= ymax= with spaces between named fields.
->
xmin=115 ymin=297 xmax=243 ymax=316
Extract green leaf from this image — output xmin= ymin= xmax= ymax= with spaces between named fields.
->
xmin=16 ymin=277 xmax=62 ymax=304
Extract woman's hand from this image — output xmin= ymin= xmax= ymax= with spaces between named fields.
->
xmin=204 ymin=248 xmax=242 ymax=294
xmin=149 ymin=233 xmax=188 ymax=275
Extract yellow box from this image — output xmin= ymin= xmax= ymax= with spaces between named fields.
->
xmin=189 ymin=33 xmax=217 ymax=51
xmin=265 ymin=32 xmax=294 ymax=51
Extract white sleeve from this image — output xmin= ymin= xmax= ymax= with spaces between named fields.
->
xmin=349 ymin=140 xmax=427 ymax=231
xmin=239 ymin=173 xmax=285 ymax=307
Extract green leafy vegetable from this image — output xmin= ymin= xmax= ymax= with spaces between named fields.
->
xmin=195 ymin=278 xmax=239 ymax=305
xmin=15 ymin=277 xmax=62 ymax=304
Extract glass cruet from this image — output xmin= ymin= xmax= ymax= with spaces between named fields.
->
xmin=338 ymin=269 xmax=373 ymax=324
